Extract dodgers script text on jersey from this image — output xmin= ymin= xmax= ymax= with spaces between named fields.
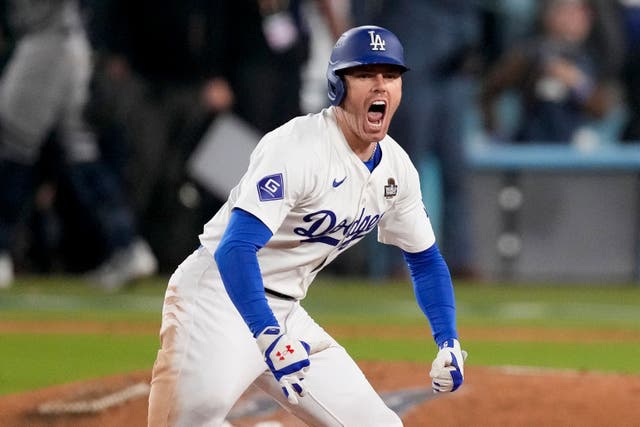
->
xmin=199 ymin=107 xmax=435 ymax=300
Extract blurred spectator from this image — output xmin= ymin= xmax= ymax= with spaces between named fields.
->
xmin=229 ymin=0 xmax=309 ymax=133
xmin=218 ymin=0 xmax=344 ymax=131
xmin=618 ymin=0 xmax=640 ymax=141
xmin=90 ymin=0 xmax=344 ymax=269
xmin=0 ymin=0 xmax=157 ymax=290
xmin=299 ymin=0 xmax=350 ymax=113
xmin=478 ymin=0 xmax=539 ymax=65
xmin=89 ymin=0 xmax=237 ymax=268
xmin=351 ymin=0 xmax=482 ymax=278
xmin=479 ymin=0 xmax=621 ymax=144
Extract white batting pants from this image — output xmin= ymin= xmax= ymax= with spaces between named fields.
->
xmin=148 ymin=246 xmax=402 ymax=427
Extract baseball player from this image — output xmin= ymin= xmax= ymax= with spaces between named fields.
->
xmin=148 ymin=25 xmax=466 ymax=426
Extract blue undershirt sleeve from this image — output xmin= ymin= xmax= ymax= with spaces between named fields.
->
xmin=213 ymin=208 xmax=279 ymax=337
xmin=402 ymin=244 xmax=458 ymax=346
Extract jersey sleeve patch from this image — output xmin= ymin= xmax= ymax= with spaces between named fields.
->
xmin=257 ymin=173 xmax=285 ymax=201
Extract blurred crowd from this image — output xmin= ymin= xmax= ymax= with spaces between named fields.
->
xmin=0 ymin=0 xmax=638 ymax=289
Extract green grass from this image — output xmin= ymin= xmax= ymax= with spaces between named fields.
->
xmin=339 ymin=338 xmax=640 ymax=374
xmin=1 ymin=275 xmax=639 ymax=395
xmin=304 ymin=279 xmax=640 ymax=329
xmin=462 ymin=341 xmax=640 ymax=373
xmin=455 ymin=283 xmax=640 ymax=329
xmin=0 ymin=334 xmax=158 ymax=394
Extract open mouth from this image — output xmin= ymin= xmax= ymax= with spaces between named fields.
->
xmin=367 ymin=101 xmax=386 ymax=128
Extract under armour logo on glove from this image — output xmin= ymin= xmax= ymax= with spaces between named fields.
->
xmin=256 ymin=326 xmax=311 ymax=404
xmin=430 ymin=338 xmax=467 ymax=393
xmin=276 ymin=345 xmax=295 ymax=360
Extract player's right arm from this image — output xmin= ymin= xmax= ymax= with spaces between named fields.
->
xmin=214 ymin=208 xmax=310 ymax=404
xmin=214 ymin=208 xmax=277 ymax=335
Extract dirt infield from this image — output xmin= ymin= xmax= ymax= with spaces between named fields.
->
xmin=1 ymin=322 xmax=638 ymax=426
xmin=1 ymin=362 xmax=639 ymax=427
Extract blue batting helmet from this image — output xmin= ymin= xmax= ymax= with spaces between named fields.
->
xmin=327 ymin=25 xmax=409 ymax=106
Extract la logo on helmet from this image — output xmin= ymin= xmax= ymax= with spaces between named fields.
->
xmin=368 ymin=31 xmax=386 ymax=51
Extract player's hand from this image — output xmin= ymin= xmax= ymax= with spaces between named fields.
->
xmin=256 ymin=326 xmax=311 ymax=404
xmin=430 ymin=338 xmax=467 ymax=393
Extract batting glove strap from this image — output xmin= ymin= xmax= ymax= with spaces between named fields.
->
xmin=256 ymin=326 xmax=283 ymax=353
xmin=256 ymin=326 xmax=311 ymax=404
xmin=430 ymin=338 xmax=466 ymax=393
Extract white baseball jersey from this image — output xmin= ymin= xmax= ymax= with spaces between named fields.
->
xmin=199 ymin=106 xmax=435 ymax=299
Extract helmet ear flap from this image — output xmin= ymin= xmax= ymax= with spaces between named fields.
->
xmin=327 ymin=68 xmax=345 ymax=106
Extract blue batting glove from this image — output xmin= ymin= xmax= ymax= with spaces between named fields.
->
xmin=256 ymin=326 xmax=311 ymax=404
xmin=430 ymin=338 xmax=467 ymax=393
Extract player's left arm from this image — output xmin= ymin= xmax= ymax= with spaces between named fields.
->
xmin=402 ymin=244 xmax=467 ymax=393
xmin=378 ymin=152 xmax=466 ymax=392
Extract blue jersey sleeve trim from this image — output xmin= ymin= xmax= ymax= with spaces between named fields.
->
xmin=402 ymin=244 xmax=458 ymax=346
xmin=214 ymin=208 xmax=278 ymax=336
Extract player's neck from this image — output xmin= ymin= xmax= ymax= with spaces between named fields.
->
xmin=334 ymin=107 xmax=380 ymax=161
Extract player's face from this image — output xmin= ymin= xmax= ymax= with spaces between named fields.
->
xmin=339 ymin=64 xmax=403 ymax=146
